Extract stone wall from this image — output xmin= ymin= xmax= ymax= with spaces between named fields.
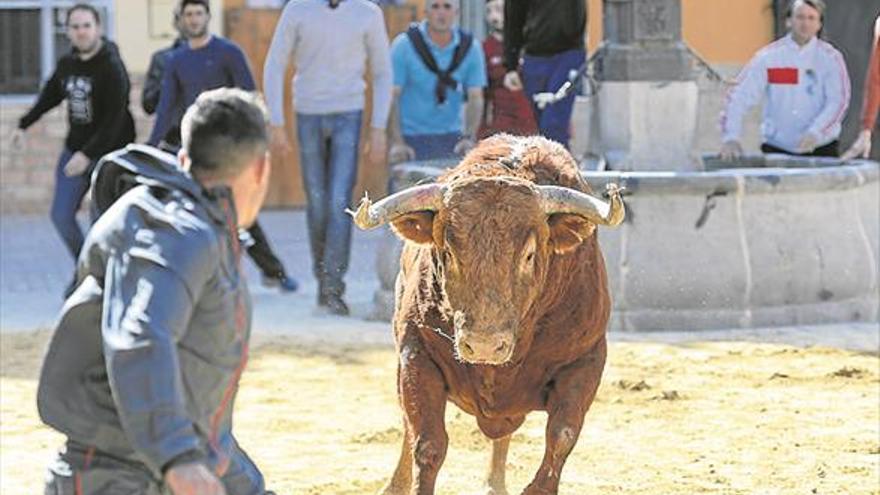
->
xmin=0 ymin=75 xmax=154 ymax=215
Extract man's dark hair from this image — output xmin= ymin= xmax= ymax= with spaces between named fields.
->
xmin=181 ymin=88 xmax=268 ymax=180
xmin=66 ymin=4 xmax=101 ymax=26
xmin=179 ymin=0 xmax=211 ymax=14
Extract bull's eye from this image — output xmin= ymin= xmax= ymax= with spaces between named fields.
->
xmin=526 ymin=252 xmax=534 ymax=263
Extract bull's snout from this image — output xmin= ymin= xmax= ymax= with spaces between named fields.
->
xmin=456 ymin=331 xmax=514 ymax=365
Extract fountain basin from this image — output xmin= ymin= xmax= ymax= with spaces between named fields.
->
xmin=372 ymin=155 xmax=879 ymax=331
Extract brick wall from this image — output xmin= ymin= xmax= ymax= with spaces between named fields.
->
xmin=0 ymin=75 xmax=154 ymax=215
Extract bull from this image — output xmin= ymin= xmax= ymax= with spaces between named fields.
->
xmin=350 ymin=135 xmax=625 ymax=494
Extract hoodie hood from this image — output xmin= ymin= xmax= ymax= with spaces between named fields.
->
xmin=91 ymin=144 xmax=232 ymax=225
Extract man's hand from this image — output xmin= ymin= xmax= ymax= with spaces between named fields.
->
xmin=719 ymin=140 xmax=743 ymax=161
xmin=364 ymin=127 xmax=387 ymax=166
xmin=63 ymin=151 xmax=92 ymax=177
xmin=164 ymin=462 xmax=226 ymax=495
xmin=842 ymin=130 xmax=872 ymax=160
xmin=453 ymin=136 xmax=476 ymax=156
xmin=270 ymin=125 xmax=292 ymax=155
xmin=503 ymin=71 xmax=523 ymax=92
xmin=9 ymin=128 xmax=25 ymax=151
xmin=389 ymin=141 xmax=415 ymax=164
xmin=798 ymin=133 xmax=818 ymax=154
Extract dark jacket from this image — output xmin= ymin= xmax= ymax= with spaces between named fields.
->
xmin=503 ymin=0 xmax=587 ymax=71
xmin=18 ymin=39 xmax=135 ymax=160
xmin=37 ymin=145 xmax=265 ymax=493
xmin=142 ymin=37 xmax=186 ymax=115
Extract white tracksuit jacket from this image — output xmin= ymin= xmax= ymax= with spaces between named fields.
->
xmin=720 ymin=34 xmax=851 ymax=153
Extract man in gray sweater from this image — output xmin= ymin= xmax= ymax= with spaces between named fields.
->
xmin=263 ymin=0 xmax=392 ymax=315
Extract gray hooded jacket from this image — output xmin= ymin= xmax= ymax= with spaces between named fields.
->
xmin=37 ymin=144 xmax=265 ymax=493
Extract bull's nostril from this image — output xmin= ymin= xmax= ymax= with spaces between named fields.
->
xmin=461 ymin=342 xmax=474 ymax=356
xmin=495 ymin=341 xmax=508 ymax=354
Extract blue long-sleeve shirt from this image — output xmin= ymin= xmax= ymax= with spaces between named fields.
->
xmin=148 ymin=36 xmax=255 ymax=145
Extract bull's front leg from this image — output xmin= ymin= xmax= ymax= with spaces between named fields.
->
xmin=522 ymin=337 xmax=607 ymax=495
xmin=397 ymin=338 xmax=449 ymax=495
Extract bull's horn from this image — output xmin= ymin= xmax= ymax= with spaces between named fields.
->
xmin=537 ymin=183 xmax=626 ymax=226
xmin=347 ymin=183 xmax=446 ymax=230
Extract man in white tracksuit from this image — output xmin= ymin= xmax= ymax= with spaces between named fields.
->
xmin=720 ymin=0 xmax=850 ymax=159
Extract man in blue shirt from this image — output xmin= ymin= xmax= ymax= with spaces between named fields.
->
xmin=388 ymin=0 xmax=487 ymax=162
xmin=148 ymin=0 xmax=298 ymax=293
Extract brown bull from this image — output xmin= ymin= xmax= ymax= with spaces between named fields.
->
xmin=351 ymin=135 xmax=625 ymax=494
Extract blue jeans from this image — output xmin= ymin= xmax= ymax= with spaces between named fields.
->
xmin=521 ymin=48 xmax=585 ymax=148
xmin=296 ymin=111 xmax=362 ymax=297
xmin=51 ymin=148 xmax=92 ymax=263
xmin=403 ymin=132 xmax=461 ymax=161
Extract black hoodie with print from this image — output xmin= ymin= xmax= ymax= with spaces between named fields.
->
xmin=18 ymin=39 xmax=136 ymax=161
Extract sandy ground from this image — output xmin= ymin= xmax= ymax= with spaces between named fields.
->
xmin=1 ymin=330 xmax=878 ymax=495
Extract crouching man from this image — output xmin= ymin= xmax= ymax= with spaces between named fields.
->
xmin=38 ymin=88 xmax=275 ymax=495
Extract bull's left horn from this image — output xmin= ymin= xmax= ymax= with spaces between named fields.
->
xmin=347 ymin=183 xmax=446 ymax=230
xmin=537 ymin=183 xmax=625 ymax=226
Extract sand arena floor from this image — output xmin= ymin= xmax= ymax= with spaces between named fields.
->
xmin=1 ymin=330 xmax=878 ymax=494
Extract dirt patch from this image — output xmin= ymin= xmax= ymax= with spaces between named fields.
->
xmin=2 ymin=333 xmax=878 ymax=494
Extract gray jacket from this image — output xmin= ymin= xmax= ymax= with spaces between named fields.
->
xmin=37 ymin=145 xmax=265 ymax=493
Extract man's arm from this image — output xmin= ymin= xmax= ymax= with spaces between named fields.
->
xmin=102 ymin=234 xmax=209 ymax=475
xmin=719 ymin=51 xmax=767 ymax=158
xmin=804 ymin=48 xmax=851 ymax=147
xmin=228 ymin=43 xmax=257 ymax=92
xmin=18 ymin=67 xmax=65 ymax=130
xmin=263 ymin=4 xmax=297 ymax=129
xmin=455 ymin=42 xmax=487 ymax=154
xmin=364 ymin=8 xmax=393 ymax=165
xmin=148 ymin=57 xmax=182 ymax=146
xmin=142 ymin=50 xmax=168 ymax=115
xmin=388 ymin=87 xmax=414 ymax=163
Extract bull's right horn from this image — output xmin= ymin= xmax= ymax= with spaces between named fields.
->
xmin=347 ymin=183 xmax=446 ymax=230
xmin=537 ymin=183 xmax=626 ymax=226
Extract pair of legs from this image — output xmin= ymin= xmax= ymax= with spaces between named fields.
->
xmin=382 ymin=336 xmax=607 ymax=494
xmin=761 ymin=140 xmax=839 ymax=157
xmin=296 ymin=110 xmax=363 ymax=313
xmin=521 ymin=48 xmax=586 ymax=149
xmin=44 ymin=439 xmax=271 ymax=495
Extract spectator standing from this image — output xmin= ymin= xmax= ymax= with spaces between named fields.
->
xmin=719 ymin=0 xmax=850 ymax=159
xmin=148 ymin=0 xmax=298 ymax=293
xmin=502 ymin=0 xmax=586 ymax=149
xmin=10 ymin=4 xmax=135 ymax=273
xmin=478 ymin=0 xmax=537 ymax=138
xmin=843 ymin=15 xmax=880 ymax=160
xmin=263 ymin=0 xmax=392 ymax=315
xmin=388 ymin=0 xmax=486 ymax=162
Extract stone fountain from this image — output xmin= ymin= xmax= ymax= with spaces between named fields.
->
xmin=371 ymin=0 xmax=879 ymax=331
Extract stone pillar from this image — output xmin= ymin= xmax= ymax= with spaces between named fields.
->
xmin=595 ymin=0 xmax=700 ymax=171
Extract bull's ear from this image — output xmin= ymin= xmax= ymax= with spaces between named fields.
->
xmin=548 ymin=213 xmax=596 ymax=254
xmin=390 ymin=211 xmax=436 ymax=245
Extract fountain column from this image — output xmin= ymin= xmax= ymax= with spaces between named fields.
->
xmin=595 ymin=0 xmax=700 ymax=171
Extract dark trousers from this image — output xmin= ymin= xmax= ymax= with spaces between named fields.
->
xmin=761 ymin=140 xmax=839 ymax=157
xmin=44 ymin=440 xmax=271 ymax=495
xmin=521 ymin=48 xmax=585 ymax=149
xmin=51 ymin=149 xmax=92 ymax=263
xmin=244 ymin=220 xmax=286 ymax=278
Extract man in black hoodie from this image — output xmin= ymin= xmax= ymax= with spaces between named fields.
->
xmin=502 ymin=0 xmax=587 ymax=149
xmin=11 ymin=3 xmax=135 ymax=269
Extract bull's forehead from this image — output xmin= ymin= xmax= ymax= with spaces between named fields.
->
xmin=442 ymin=179 xmax=544 ymax=253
